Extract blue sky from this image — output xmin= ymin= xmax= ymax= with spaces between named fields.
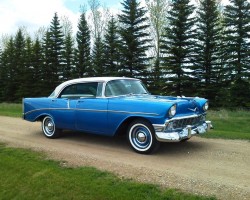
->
xmin=64 ymin=0 xmax=121 ymax=12
xmin=0 ymin=0 xmax=122 ymax=37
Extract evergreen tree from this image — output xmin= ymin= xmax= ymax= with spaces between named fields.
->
xmin=161 ymin=0 xmax=196 ymax=96
xmin=75 ymin=12 xmax=92 ymax=77
xmin=118 ymin=0 xmax=151 ymax=79
xmin=14 ymin=29 xmax=26 ymax=101
xmin=42 ymin=13 xmax=65 ymax=95
xmin=61 ymin=16 xmax=75 ymax=80
xmin=92 ymin=34 xmax=105 ymax=76
xmin=103 ymin=16 xmax=121 ymax=76
xmin=42 ymin=30 xmax=55 ymax=95
xmin=18 ymin=36 xmax=34 ymax=98
xmin=63 ymin=32 xmax=74 ymax=80
xmin=31 ymin=38 xmax=44 ymax=97
xmin=0 ymin=47 xmax=3 ymax=101
xmin=0 ymin=37 xmax=16 ymax=101
xmin=195 ymin=0 xmax=222 ymax=104
xmin=224 ymin=0 xmax=250 ymax=107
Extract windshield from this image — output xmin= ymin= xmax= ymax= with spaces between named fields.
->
xmin=105 ymin=79 xmax=149 ymax=97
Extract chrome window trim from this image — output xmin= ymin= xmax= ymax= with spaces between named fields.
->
xmin=52 ymin=77 xmax=138 ymax=98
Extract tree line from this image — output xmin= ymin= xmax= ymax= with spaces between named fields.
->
xmin=0 ymin=0 xmax=249 ymax=108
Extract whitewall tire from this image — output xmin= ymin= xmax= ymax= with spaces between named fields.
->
xmin=42 ymin=116 xmax=61 ymax=138
xmin=127 ymin=119 xmax=159 ymax=154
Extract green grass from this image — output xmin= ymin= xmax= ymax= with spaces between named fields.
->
xmin=0 ymin=144 xmax=215 ymax=200
xmin=204 ymin=109 xmax=250 ymax=140
xmin=0 ymin=103 xmax=22 ymax=117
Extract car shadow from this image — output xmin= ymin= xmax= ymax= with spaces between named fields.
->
xmin=61 ymin=130 xmax=128 ymax=149
xmin=57 ymin=130 xmax=209 ymax=156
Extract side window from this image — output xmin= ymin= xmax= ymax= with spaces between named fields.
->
xmin=59 ymin=82 xmax=99 ymax=99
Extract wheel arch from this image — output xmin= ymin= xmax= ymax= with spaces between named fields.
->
xmin=35 ymin=113 xmax=53 ymax=122
xmin=115 ymin=116 xmax=153 ymax=136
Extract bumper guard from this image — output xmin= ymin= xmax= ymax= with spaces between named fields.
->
xmin=154 ymin=121 xmax=213 ymax=142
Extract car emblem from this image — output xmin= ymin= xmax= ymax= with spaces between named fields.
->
xmin=188 ymin=107 xmax=197 ymax=112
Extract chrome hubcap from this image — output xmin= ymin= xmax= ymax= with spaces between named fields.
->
xmin=137 ymin=132 xmax=146 ymax=142
xmin=47 ymin=122 xmax=53 ymax=131
xmin=129 ymin=123 xmax=152 ymax=151
xmin=43 ymin=117 xmax=55 ymax=136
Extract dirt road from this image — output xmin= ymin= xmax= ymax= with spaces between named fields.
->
xmin=0 ymin=116 xmax=249 ymax=200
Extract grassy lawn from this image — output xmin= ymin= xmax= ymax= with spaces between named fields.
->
xmin=205 ymin=109 xmax=250 ymax=140
xmin=0 ymin=144 xmax=215 ymax=200
xmin=0 ymin=103 xmax=22 ymax=117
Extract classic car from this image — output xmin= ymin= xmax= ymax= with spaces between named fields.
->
xmin=23 ymin=77 xmax=212 ymax=154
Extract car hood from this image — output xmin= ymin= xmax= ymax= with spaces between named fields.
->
xmin=111 ymin=94 xmax=207 ymax=114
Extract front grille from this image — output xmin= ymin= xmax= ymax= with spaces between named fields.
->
xmin=165 ymin=115 xmax=204 ymax=131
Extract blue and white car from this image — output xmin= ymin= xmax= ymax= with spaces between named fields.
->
xmin=23 ymin=77 xmax=212 ymax=154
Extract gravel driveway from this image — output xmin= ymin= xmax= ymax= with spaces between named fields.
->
xmin=0 ymin=116 xmax=249 ymax=200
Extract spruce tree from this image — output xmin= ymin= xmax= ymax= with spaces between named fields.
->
xmin=19 ymin=36 xmax=34 ymax=98
xmin=92 ymin=34 xmax=105 ymax=76
xmin=63 ymin=33 xmax=74 ymax=80
xmin=31 ymin=38 xmax=44 ymax=97
xmin=44 ymin=13 xmax=65 ymax=94
xmin=224 ymin=0 xmax=250 ymax=107
xmin=14 ymin=29 xmax=26 ymax=101
xmin=195 ymin=0 xmax=222 ymax=104
xmin=1 ymin=37 xmax=16 ymax=101
xmin=0 ymin=47 xmax=3 ymax=101
xmin=42 ymin=30 xmax=55 ymax=95
xmin=75 ymin=12 xmax=92 ymax=77
xmin=161 ymin=0 xmax=196 ymax=96
xmin=118 ymin=0 xmax=151 ymax=79
xmin=103 ymin=16 xmax=121 ymax=76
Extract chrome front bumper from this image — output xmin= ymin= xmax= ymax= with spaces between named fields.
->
xmin=154 ymin=121 xmax=213 ymax=142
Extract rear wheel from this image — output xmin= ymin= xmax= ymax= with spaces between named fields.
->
xmin=127 ymin=119 xmax=159 ymax=154
xmin=42 ymin=116 xmax=61 ymax=138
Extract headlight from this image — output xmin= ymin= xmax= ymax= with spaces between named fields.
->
xmin=169 ymin=104 xmax=177 ymax=117
xmin=203 ymin=102 xmax=209 ymax=111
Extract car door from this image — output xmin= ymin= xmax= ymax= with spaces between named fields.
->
xmin=73 ymin=82 xmax=109 ymax=135
xmin=50 ymin=98 xmax=76 ymax=130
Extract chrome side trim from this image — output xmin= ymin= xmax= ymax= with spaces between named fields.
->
xmin=24 ymin=108 xmax=69 ymax=115
xmin=109 ymin=110 xmax=159 ymax=116
xmin=24 ymin=108 xmax=159 ymax=116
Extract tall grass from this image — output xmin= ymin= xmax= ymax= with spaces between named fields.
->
xmin=205 ymin=109 xmax=250 ymax=140
xmin=0 ymin=103 xmax=22 ymax=117
xmin=0 ymin=144 xmax=215 ymax=200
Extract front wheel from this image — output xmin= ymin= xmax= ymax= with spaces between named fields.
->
xmin=42 ymin=116 xmax=61 ymax=138
xmin=127 ymin=119 xmax=160 ymax=154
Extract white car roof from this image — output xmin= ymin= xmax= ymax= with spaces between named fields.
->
xmin=52 ymin=77 xmax=138 ymax=97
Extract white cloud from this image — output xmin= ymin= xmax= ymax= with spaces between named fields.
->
xmin=0 ymin=0 xmax=80 ymax=36
xmin=0 ymin=0 xmax=231 ymax=39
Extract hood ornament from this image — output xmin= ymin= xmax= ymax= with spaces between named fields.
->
xmin=188 ymin=107 xmax=197 ymax=112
